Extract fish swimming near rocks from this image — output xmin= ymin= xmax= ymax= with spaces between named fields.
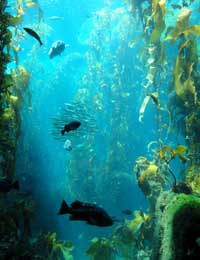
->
xmin=61 ymin=120 xmax=81 ymax=135
xmin=64 ymin=139 xmax=72 ymax=151
xmin=48 ymin=40 xmax=69 ymax=59
xmin=58 ymin=200 xmax=114 ymax=227
xmin=23 ymin=27 xmax=43 ymax=45
xmin=0 ymin=179 xmax=19 ymax=193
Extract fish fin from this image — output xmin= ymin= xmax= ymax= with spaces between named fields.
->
xmin=71 ymin=200 xmax=83 ymax=209
xmin=61 ymin=129 xmax=65 ymax=135
xmin=87 ymin=216 xmax=97 ymax=225
xmin=12 ymin=180 xmax=19 ymax=190
xmin=58 ymin=200 xmax=70 ymax=215
xmin=69 ymin=215 xmax=80 ymax=221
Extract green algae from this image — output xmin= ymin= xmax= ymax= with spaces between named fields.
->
xmin=152 ymin=192 xmax=200 ymax=260
xmin=86 ymin=237 xmax=116 ymax=260
xmin=150 ymin=0 xmax=166 ymax=44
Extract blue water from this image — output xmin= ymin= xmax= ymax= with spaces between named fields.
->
xmin=7 ymin=0 xmax=198 ymax=259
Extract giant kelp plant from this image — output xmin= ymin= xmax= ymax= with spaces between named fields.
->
xmin=136 ymin=1 xmax=200 ymax=259
xmin=0 ymin=1 xmax=33 ymax=257
xmin=84 ymin=0 xmax=200 ymax=259
xmin=0 ymin=1 xmax=74 ymax=259
xmin=64 ymin=6 xmax=140 ymax=205
xmin=0 ymin=0 xmax=20 ymax=180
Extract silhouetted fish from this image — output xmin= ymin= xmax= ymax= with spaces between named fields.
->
xmin=24 ymin=27 xmax=43 ymax=45
xmin=58 ymin=200 xmax=114 ymax=227
xmin=61 ymin=121 xmax=81 ymax=135
xmin=0 ymin=180 xmax=19 ymax=193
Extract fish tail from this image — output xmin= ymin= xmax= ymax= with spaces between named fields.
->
xmin=12 ymin=180 xmax=19 ymax=190
xmin=61 ymin=129 xmax=65 ymax=135
xmin=58 ymin=200 xmax=70 ymax=215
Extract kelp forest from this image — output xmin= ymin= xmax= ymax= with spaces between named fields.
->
xmin=1 ymin=0 xmax=200 ymax=259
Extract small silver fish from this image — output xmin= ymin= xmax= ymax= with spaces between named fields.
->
xmin=64 ymin=139 xmax=72 ymax=151
xmin=49 ymin=16 xmax=64 ymax=20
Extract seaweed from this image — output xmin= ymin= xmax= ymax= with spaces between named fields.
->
xmin=150 ymin=0 xmax=166 ymax=44
xmin=86 ymin=237 xmax=116 ymax=260
xmin=38 ymin=232 xmax=74 ymax=260
xmin=0 ymin=0 xmax=24 ymax=180
xmin=123 ymin=1 xmax=200 ymax=258
xmin=173 ymin=39 xmax=198 ymax=105
xmin=0 ymin=2 xmax=74 ymax=259
xmin=165 ymin=8 xmax=200 ymax=43
xmin=158 ymin=145 xmax=188 ymax=164
xmin=0 ymin=193 xmax=74 ymax=259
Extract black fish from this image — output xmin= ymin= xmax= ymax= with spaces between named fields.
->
xmin=61 ymin=120 xmax=81 ymax=135
xmin=24 ymin=27 xmax=43 ymax=45
xmin=58 ymin=200 xmax=114 ymax=227
xmin=122 ymin=209 xmax=133 ymax=215
xmin=0 ymin=180 xmax=19 ymax=193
